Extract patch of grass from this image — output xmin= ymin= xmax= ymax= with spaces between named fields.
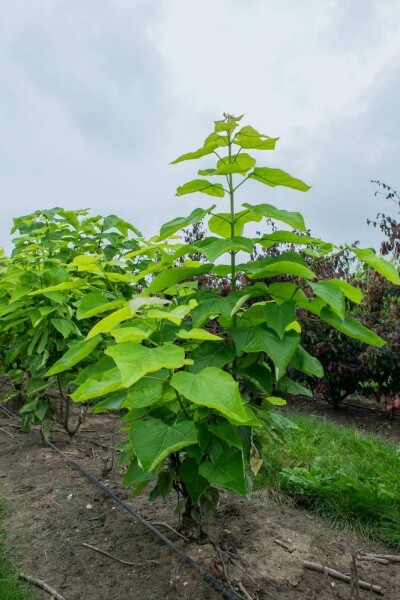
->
xmin=0 ymin=498 xmax=36 ymax=600
xmin=256 ymin=412 xmax=400 ymax=548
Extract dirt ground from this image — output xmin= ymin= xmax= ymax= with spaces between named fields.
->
xmin=0 ymin=400 xmax=399 ymax=600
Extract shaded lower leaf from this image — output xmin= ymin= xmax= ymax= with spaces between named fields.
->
xmin=179 ymin=458 xmax=209 ymax=503
xmin=130 ymin=418 xmax=198 ymax=472
xmin=171 ymin=367 xmax=248 ymax=423
xmin=46 ymin=335 xmax=102 ymax=376
xmin=320 ymin=308 xmax=385 ymax=348
xmin=199 ymin=448 xmax=247 ymax=495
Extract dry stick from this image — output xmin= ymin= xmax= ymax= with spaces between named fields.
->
xmin=216 ymin=548 xmax=247 ymax=600
xmin=361 ymin=553 xmax=400 ymax=563
xmin=81 ymin=542 xmax=149 ymax=567
xmin=0 ymin=426 xmax=14 ymax=438
xmin=218 ymin=547 xmax=277 ymax=600
xmin=238 ymin=581 xmax=253 ymax=600
xmin=350 ymin=553 xmax=360 ymax=600
xmin=315 ymin=548 xmax=337 ymax=600
xmin=19 ymin=573 xmax=66 ymax=600
xmin=149 ymin=521 xmax=189 ymax=541
xmin=356 ymin=556 xmax=390 ymax=565
xmin=303 ymin=561 xmax=384 ymax=595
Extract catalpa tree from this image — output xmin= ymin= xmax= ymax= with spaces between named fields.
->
xmin=45 ymin=114 xmax=399 ymax=526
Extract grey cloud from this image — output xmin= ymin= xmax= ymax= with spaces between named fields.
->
xmin=9 ymin=0 xmax=165 ymax=155
xmin=302 ymin=61 xmax=400 ymax=247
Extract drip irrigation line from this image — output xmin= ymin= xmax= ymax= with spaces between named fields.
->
xmin=0 ymin=405 xmax=239 ymax=600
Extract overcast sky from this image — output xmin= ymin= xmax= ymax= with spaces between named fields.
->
xmin=1 ymin=0 xmax=399 ymax=253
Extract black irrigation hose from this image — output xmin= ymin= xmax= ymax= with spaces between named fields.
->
xmin=0 ymin=406 xmax=239 ymax=600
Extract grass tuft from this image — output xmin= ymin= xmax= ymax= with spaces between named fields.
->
xmin=256 ymin=412 xmax=400 ymax=548
xmin=0 ymin=497 xmax=36 ymax=600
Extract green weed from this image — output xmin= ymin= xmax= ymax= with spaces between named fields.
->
xmin=256 ymin=413 xmax=400 ymax=547
xmin=0 ymin=498 xmax=36 ymax=600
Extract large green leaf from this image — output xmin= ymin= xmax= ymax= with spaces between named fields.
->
xmin=233 ymin=126 xmax=279 ymax=151
xmin=176 ymin=179 xmax=225 ymax=198
xmin=121 ymin=370 xmax=169 ymax=409
xmin=86 ymin=306 xmax=132 ymax=339
xmin=147 ymin=265 xmax=213 ymax=294
xmin=309 ymin=281 xmax=345 ymax=318
xmin=106 ymin=342 xmax=185 ymax=388
xmin=257 ymin=231 xmax=324 ymax=247
xmin=351 ymin=248 xmax=400 ymax=285
xmin=320 ymin=307 xmax=386 ymax=347
xmin=198 ymin=153 xmax=256 ymax=176
xmin=157 ymin=206 xmax=216 ymax=241
xmin=129 ymin=296 xmax=170 ymax=312
xmin=72 ymin=367 xmax=123 ymax=401
xmin=111 ymin=327 xmax=150 ymax=343
xmin=199 ymin=448 xmax=247 ymax=495
xmin=191 ymin=294 xmax=240 ymax=327
xmin=236 ymin=364 xmax=274 ymax=395
xmin=171 ymin=367 xmax=248 ymax=423
xmin=247 ymin=260 xmax=315 ymax=280
xmin=28 ymin=279 xmax=86 ymax=296
xmin=208 ymin=209 xmax=262 ymax=238
xmin=76 ymin=293 xmax=125 ymax=320
xmin=232 ymin=327 xmax=300 ymax=380
xmin=325 ymin=280 xmax=363 ymax=304
xmin=290 ymin=346 xmax=324 ymax=377
xmin=130 ymin=418 xmax=198 ymax=472
xmin=249 ymin=168 xmax=310 ymax=192
xmin=242 ymin=203 xmax=307 ymax=232
xmin=46 ymin=335 xmax=102 ymax=376
xmin=177 ymin=328 xmax=223 ymax=341
xmin=179 ymin=459 xmax=209 ymax=503
xmin=240 ymin=301 xmax=296 ymax=339
xmin=171 ymin=140 xmax=222 ymax=164
xmin=188 ymin=341 xmax=235 ymax=373
xmin=191 ymin=236 xmax=254 ymax=262
xmin=208 ymin=422 xmax=243 ymax=450
xmin=276 ymin=375 xmax=312 ymax=397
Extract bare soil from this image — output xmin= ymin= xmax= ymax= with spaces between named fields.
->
xmin=0 ymin=402 xmax=399 ymax=600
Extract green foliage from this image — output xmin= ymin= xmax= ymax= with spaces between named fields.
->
xmin=0 ymin=208 xmax=145 ymax=435
xmin=0 ymin=498 xmax=37 ymax=599
xmin=0 ymin=114 xmax=397 ymax=527
xmin=256 ymin=412 xmax=400 ymax=547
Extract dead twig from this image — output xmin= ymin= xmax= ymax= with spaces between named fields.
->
xmin=19 ymin=573 xmax=66 ymax=600
xmin=303 ymin=561 xmax=384 ymax=595
xmin=149 ymin=521 xmax=189 ymax=541
xmin=360 ymin=552 xmax=400 ymax=563
xmin=356 ymin=555 xmax=390 ymax=565
xmin=0 ymin=426 xmax=14 ymax=438
xmin=216 ymin=548 xmax=247 ymax=600
xmin=238 ymin=581 xmax=253 ymax=600
xmin=315 ymin=548 xmax=337 ymax=599
xmin=350 ymin=553 xmax=360 ymax=600
xmin=81 ymin=542 xmax=152 ymax=567
xmin=217 ymin=547 xmax=277 ymax=600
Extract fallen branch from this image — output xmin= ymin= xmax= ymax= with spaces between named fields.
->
xmin=0 ymin=426 xmax=14 ymax=438
xmin=81 ymin=542 xmax=150 ymax=567
xmin=357 ymin=555 xmax=390 ymax=565
xmin=303 ymin=561 xmax=384 ymax=595
xmin=19 ymin=573 xmax=66 ymax=600
xmin=238 ymin=581 xmax=253 ymax=600
xmin=149 ymin=521 xmax=188 ymax=541
xmin=360 ymin=553 xmax=400 ymax=563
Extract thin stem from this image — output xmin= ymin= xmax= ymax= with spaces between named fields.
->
xmin=227 ymin=133 xmax=236 ymax=296
xmin=174 ymin=389 xmax=190 ymax=419
xmin=233 ymin=176 xmax=249 ymax=193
